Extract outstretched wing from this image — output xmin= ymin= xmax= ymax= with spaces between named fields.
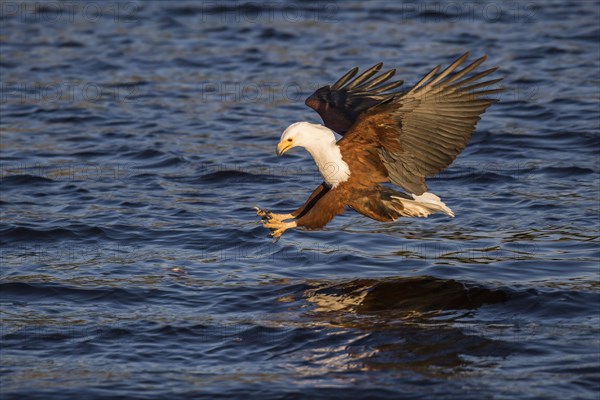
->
xmin=341 ymin=52 xmax=504 ymax=195
xmin=305 ymin=63 xmax=404 ymax=135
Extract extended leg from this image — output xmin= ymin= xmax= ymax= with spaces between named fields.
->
xmin=254 ymin=207 xmax=293 ymax=223
xmin=255 ymin=182 xmax=330 ymax=222
xmin=293 ymin=188 xmax=345 ymax=230
xmin=292 ymin=182 xmax=330 ymax=219
xmin=264 ymin=187 xmax=344 ymax=238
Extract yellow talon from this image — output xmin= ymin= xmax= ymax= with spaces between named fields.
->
xmin=270 ymin=228 xmax=286 ymax=239
xmin=264 ymin=221 xmax=297 ymax=239
xmin=262 ymin=220 xmax=283 ymax=230
xmin=255 ymin=207 xmax=294 ymax=222
xmin=254 ymin=206 xmax=272 ymax=219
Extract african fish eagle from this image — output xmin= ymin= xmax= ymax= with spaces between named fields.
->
xmin=256 ymin=52 xmax=503 ymax=238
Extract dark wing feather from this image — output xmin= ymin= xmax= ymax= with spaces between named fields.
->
xmin=305 ymin=63 xmax=404 ymax=135
xmin=341 ymin=52 xmax=504 ymax=195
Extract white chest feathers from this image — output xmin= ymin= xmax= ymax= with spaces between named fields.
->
xmin=306 ymin=143 xmax=351 ymax=188
xmin=279 ymin=122 xmax=351 ymax=187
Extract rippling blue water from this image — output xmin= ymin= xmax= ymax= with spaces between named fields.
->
xmin=1 ymin=1 xmax=599 ymax=399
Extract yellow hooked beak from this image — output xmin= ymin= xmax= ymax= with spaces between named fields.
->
xmin=276 ymin=139 xmax=293 ymax=156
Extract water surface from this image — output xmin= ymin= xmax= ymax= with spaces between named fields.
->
xmin=1 ymin=1 xmax=599 ymax=399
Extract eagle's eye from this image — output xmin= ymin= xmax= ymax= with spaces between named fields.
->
xmin=287 ymin=138 xmax=293 ymax=142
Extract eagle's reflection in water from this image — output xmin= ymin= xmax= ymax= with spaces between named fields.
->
xmin=297 ymin=276 xmax=514 ymax=378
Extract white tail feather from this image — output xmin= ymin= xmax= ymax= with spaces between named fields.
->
xmin=390 ymin=192 xmax=455 ymax=218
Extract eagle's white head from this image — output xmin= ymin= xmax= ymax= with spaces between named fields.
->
xmin=276 ymin=122 xmax=337 ymax=157
xmin=276 ymin=121 xmax=350 ymax=187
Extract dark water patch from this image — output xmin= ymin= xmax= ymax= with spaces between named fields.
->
xmin=0 ymin=282 xmax=150 ymax=305
xmin=0 ymin=174 xmax=55 ymax=186
xmin=28 ymin=181 xmax=90 ymax=196
xmin=501 ymin=287 xmax=600 ymax=319
xmin=538 ymin=165 xmax=596 ymax=178
xmin=417 ymin=9 xmax=463 ymax=20
xmin=199 ymin=169 xmax=283 ymax=184
xmin=79 ymin=58 xmax=121 ymax=72
xmin=0 ymin=60 xmax=19 ymax=68
xmin=441 ymin=170 xmax=515 ymax=185
xmin=57 ymin=40 xmax=84 ymax=48
xmin=29 ymin=64 xmax=72 ymax=72
xmin=259 ymin=28 xmax=296 ymax=40
xmin=158 ymin=16 xmax=185 ymax=29
xmin=101 ymin=131 xmax=136 ymax=139
xmin=64 ymin=135 xmax=99 ymax=142
xmin=0 ymin=225 xmax=106 ymax=244
xmin=138 ymin=156 xmax=185 ymax=169
xmin=125 ymin=149 xmax=165 ymax=160
xmin=346 ymin=323 xmax=519 ymax=376
xmin=70 ymin=150 xmax=111 ymax=157
xmin=104 ymin=80 xmax=149 ymax=89
xmin=164 ymin=3 xmax=273 ymax=17
xmin=119 ymin=201 xmax=146 ymax=208
xmin=47 ymin=116 xmax=105 ymax=124
xmin=173 ymin=57 xmax=211 ymax=68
